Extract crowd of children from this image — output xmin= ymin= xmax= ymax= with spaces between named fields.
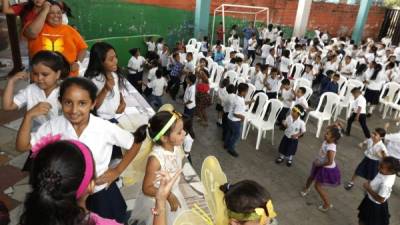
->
xmin=2 ymin=3 xmax=400 ymax=224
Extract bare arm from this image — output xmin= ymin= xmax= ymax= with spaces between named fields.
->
xmin=320 ymin=150 xmax=335 ymax=167
xmin=2 ymin=0 xmax=15 ymax=14
xmin=23 ymin=2 xmax=50 ymax=38
xmin=363 ymin=182 xmax=385 ymax=204
xmin=143 ymin=156 xmax=161 ymax=197
xmin=2 ymin=72 xmax=28 ymax=110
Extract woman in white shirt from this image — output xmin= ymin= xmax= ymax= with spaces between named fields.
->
xmin=358 ymin=157 xmax=400 ymax=225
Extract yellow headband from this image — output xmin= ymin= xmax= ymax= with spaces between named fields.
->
xmin=228 ymin=200 xmax=277 ymax=225
xmin=292 ymin=106 xmax=303 ymax=116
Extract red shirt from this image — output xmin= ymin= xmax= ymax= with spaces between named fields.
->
xmin=11 ymin=4 xmax=38 ymax=26
xmin=197 ymin=83 xmax=210 ymax=93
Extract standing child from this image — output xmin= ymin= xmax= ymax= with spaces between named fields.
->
xmin=345 ymin=128 xmax=387 ymax=190
xmin=222 ymin=84 xmax=236 ymax=141
xmin=266 ymin=48 xmax=276 ymax=68
xmin=16 ymin=77 xmax=144 ymax=223
xmin=357 ymin=157 xmax=400 ymax=225
xmin=345 ymin=87 xmax=371 ymax=139
xmin=130 ymin=111 xmax=187 ymax=225
xmin=300 ymin=125 xmax=342 ymax=212
xmin=247 ymin=34 xmax=257 ymax=66
xmin=363 ymin=62 xmax=386 ymax=116
xmin=156 ymin=37 xmax=165 ymax=57
xmin=213 ymin=45 xmax=225 ymax=66
xmin=183 ymin=74 xmax=196 ymax=118
xmin=293 ymin=87 xmax=309 ymax=111
xmin=275 ymin=104 xmax=306 ymax=167
xmin=147 ymin=68 xmax=168 ymax=110
xmin=195 ymin=71 xmax=212 ymax=126
xmin=183 ymin=115 xmax=195 ymax=164
xmin=265 ymin=67 xmax=281 ymax=99
xmin=168 ymin=53 xmax=183 ymax=100
xmin=127 ymin=48 xmax=147 ymax=93
xmin=280 ymin=49 xmax=292 ymax=78
xmin=201 ymin=36 xmax=209 ymax=57
xmin=216 ymin=78 xmax=230 ymax=126
xmin=20 ymin=140 xmax=121 ymax=225
xmin=277 ymin=78 xmax=295 ymax=128
xmin=224 ymin=83 xmax=250 ymax=157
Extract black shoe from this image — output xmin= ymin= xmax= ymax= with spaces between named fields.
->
xmin=227 ymin=150 xmax=239 ymax=157
xmin=366 ymin=113 xmax=371 ymax=118
xmin=286 ymin=160 xmax=293 ymax=167
xmin=275 ymin=157 xmax=284 ymax=164
xmin=216 ymin=122 xmax=222 ymax=127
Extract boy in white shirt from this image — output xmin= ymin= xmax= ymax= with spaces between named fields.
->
xmin=222 ymin=84 xmax=237 ymax=141
xmin=261 ymin=39 xmax=272 ymax=64
xmin=183 ymin=74 xmax=197 ymax=118
xmin=147 ymin=68 xmax=167 ymax=109
xmin=345 ymin=87 xmax=371 ymax=139
xmin=247 ymin=34 xmax=257 ymax=66
xmin=277 ymin=78 xmax=295 ymax=128
xmin=265 ymin=67 xmax=281 ymax=99
xmin=265 ymin=48 xmax=276 ymax=67
xmin=127 ymin=48 xmax=147 ymax=93
xmin=293 ymin=87 xmax=309 ymax=111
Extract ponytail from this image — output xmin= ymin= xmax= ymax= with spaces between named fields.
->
xmin=134 ymin=124 xmax=148 ymax=144
xmin=370 ymin=63 xmax=382 ymax=80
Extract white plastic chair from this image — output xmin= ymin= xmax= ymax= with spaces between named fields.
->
xmin=233 ymin=77 xmax=246 ymax=87
xmin=206 ymin=57 xmax=214 ymax=70
xmin=187 ymin=38 xmax=197 ymax=46
xmin=248 ymin=67 xmax=256 ymax=84
xmin=334 ymin=79 xmax=364 ymax=121
xmin=338 ymin=79 xmax=348 ymax=97
xmin=380 ymin=82 xmax=400 ymax=119
xmin=386 ymin=93 xmax=400 ymax=120
xmin=195 ymin=42 xmax=202 ymax=54
xmin=288 ymin=63 xmax=305 ymax=80
xmin=244 ymin=99 xmax=283 ymax=149
xmin=224 ymin=70 xmax=238 ymax=84
xmin=305 ymin=92 xmax=340 ymax=138
xmin=211 ymin=66 xmax=225 ymax=102
xmin=293 ymin=78 xmax=312 ymax=90
xmin=241 ymin=92 xmax=269 ymax=139
xmin=186 ymin=45 xmax=195 ymax=53
xmin=208 ymin=62 xmax=218 ymax=83
xmin=244 ymin=83 xmax=256 ymax=103
xmin=240 ymin=63 xmax=250 ymax=80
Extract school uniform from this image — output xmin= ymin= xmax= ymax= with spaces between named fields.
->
xmin=293 ymin=96 xmax=309 ymax=111
xmin=355 ymin=139 xmax=388 ymax=180
xmin=183 ymin=84 xmax=196 ymax=117
xmin=358 ymin=172 xmax=396 ymax=225
xmin=127 ymin=55 xmax=146 ymax=93
xmin=278 ymin=115 xmax=306 ymax=157
xmin=247 ymin=39 xmax=257 ymax=65
xmin=340 ymin=60 xmax=356 ymax=79
xmin=222 ymin=93 xmax=235 ymax=140
xmin=265 ymin=54 xmax=275 ymax=67
xmin=91 ymin=73 xmax=122 ymax=120
xmin=216 ymin=87 xmax=228 ymax=112
xmin=31 ymin=114 xmax=134 ymax=223
xmin=261 ymin=44 xmax=272 ymax=64
xmin=280 ymin=56 xmax=291 ymax=78
xmin=147 ymin=77 xmax=167 ymax=109
xmin=364 ymin=69 xmax=387 ymax=105
xmin=345 ymin=94 xmax=370 ymax=138
xmin=225 ymin=95 xmax=246 ymax=154
xmin=277 ymin=88 xmax=294 ymax=125
xmin=265 ymin=77 xmax=280 ymax=99
xmin=254 ymin=72 xmax=266 ymax=91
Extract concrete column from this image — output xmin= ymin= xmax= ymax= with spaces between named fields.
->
xmin=292 ymin=0 xmax=312 ymax=37
xmin=194 ymin=0 xmax=211 ymax=40
xmin=352 ymin=0 xmax=373 ymax=44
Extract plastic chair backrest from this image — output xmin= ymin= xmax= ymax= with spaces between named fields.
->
xmin=209 ymin=62 xmax=218 ymax=82
xmin=186 ymin=45 xmax=195 ymax=53
xmin=342 ymin=79 xmax=363 ymax=103
xmin=337 ymin=75 xmax=347 ymax=89
xmin=240 ymin=63 xmax=250 ymax=79
xmin=248 ymin=92 xmax=269 ymax=118
xmin=188 ymin=38 xmax=197 ymax=46
xmin=173 ymin=209 xmax=213 ymax=225
xmin=213 ymin=66 xmax=225 ymax=87
xmin=293 ymin=78 xmax=311 ymax=90
xmin=380 ymin=82 xmax=400 ymax=103
xmin=196 ymin=42 xmax=202 ymax=52
xmin=206 ymin=57 xmax=214 ymax=70
xmin=245 ymin=83 xmax=256 ymax=102
xmin=201 ymin=156 xmax=228 ymax=225
xmin=338 ymin=79 xmax=348 ymax=97
xmin=315 ymin=92 xmax=340 ymax=115
xmin=262 ymin=99 xmax=284 ymax=124
xmin=289 ymin=63 xmax=305 ymax=79
xmin=233 ymin=77 xmax=246 ymax=87
xmin=225 ymin=47 xmax=234 ymax=61
xmin=225 ymin=70 xmax=238 ymax=84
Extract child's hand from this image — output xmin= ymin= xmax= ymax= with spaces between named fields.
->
xmin=167 ymin=192 xmax=181 ymax=211
xmin=26 ymin=102 xmax=52 ymax=118
xmin=384 ymin=122 xmax=390 ymax=131
xmin=10 ymin=71 xmax=29 ymax=82
xmin=155 ymin=170 xmax=182 ymax=201
xmin=291 ymin=134 xmax=298 ymax=139
xmin=95 ymin=168 xmax=120 ymax=187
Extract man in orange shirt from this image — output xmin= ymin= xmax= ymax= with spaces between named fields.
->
xmin=24 ymin=1 xmax=87 ymax=76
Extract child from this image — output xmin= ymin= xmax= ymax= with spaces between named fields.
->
xmin=16 ymin=77 xmax=144 ymax=223
xmin=156 ymin=37 xmax=164 ymax=57
xmin=20 ymin=140 xmax=121 ymax=225
xmin=127 ymin=48 xmax=146 ymax=93
xmin=254 ymin=64 xmax=267 ymax=91
xmin=302 ymin=64 xmax=315 ymax=83
xmin=265 ymin=67 xmax=281 ymax=99
xmin=2 ymin=51 xmax=69 ymax=130
xmin=183 ymin=115 xmax=195 ymax=164
xmin=168 ymin=52 xmax=183 ymax=100
xmin=201 ymin=36 xmax=209 ymax=57
xmin=247 ymin=34 xmax=257 ymax=66
xmin=345 ymin=87 xmax=371 ymax=139
xmin=195 ymin=71 xmax=212 ymax=126
xmin=216 ymin=78 xmax=230 ymax=126
xmin=84 ymin=42 xmax=127 ymax=121
xmin=279 ymin=49 xmax=292 ymax=78
xmin=345 ymin=128 xmax=387 ymax=190
xmin=183 ymin=74 xmax=196 ymax=118
xmin=357 ymin=157 xmax=400 ymax=225
xmin=131 ymin=111 xmax=187 ymax=225
xmin=213 ymin=44 xmax=225 ymax=66
xmin=277 ymin=78 xmax=294 ymax=128
xmin=265 ymin=48 xmax=276 ymax=68
xmin=300 ymin=125 xmax=342 ymax=212
xmin=145 ymin=36 xmax=156 ymax=55
xmin=364 ymin=62 xmax=386 ymax=116
xmin=293 ymin=87 xmax=309 ymax=111
xmin=147 ymin=68 xmax=168 ymax=110
xmin=275 ymin=104 xmax=306 ymax=167
xmin=224 ymin=83 xmax=249 ymax=157
xmin=320 ymin=73 xmax=340 ymax=95
xmin=222 ymin=84 xmax=236 ymax=141
xmin=220 ymin=180 xmax=278 ymax=225
xmin=261 ymin=39 xmax=272 ymax=64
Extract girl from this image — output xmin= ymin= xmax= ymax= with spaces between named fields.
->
xmin=345 ymin=128 xmax=387 ymax=190
xmin=20 ymin=139 xmax=121 ymax=225
xmin=196 ymin=71 xmax=212 ymax=126
xmin=220 ymin=180 xmax=278 ymax=225
xmin=358 ymin=157 xmax=400 ymax=225
xmin=130 ymin=110 xmax=187 ymax=225
xmin=300 ymin=125 xmax=342 ymax=212
xmin=127 ymin=48 xmax=147 ymax=93
xmin=275 ymin=104 xmax=306 ymax=167
xmin=279 ymin=49 xmax=291 ymax=78
xmin=340 ymin=55 xmax=356 ymax=79
xmin=183 ymin=115 xmax=195 ymax=164
xmin=84 ymin=42 xmax=127 ymax=121
xmin=302 ymin=64 xmax=315 ymax=83
xmin=363 ymin=61 xmax=386 ymax=116
xmin=3 ymin=51 xmax=69 ymax=130
xmin=16 ymin=77 xmax=144 ymax=223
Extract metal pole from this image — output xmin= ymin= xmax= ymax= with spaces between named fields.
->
xmin=211 ymin=9 xmax=216 ymax=45
xmin=222 ymin=5 xmax=225 ymax=46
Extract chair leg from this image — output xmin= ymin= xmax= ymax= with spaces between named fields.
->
xmin=305 ymin=114 xmax=310 ymax=124
xmin=245 ymin=123 xmax=251 ymax=139
xmin=382 ymin=105 xmax=388 ymax=119
xmin=316 ymin=119 xmax=323 ymax=138
xmin=242 ymin=120 xmax=247 ymax=140
xmin=256 ymin=128 xmax=262 ymax=150
xmin=271 ymin=129 xmax=275 ymax=145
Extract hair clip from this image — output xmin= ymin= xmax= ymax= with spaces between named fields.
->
xmin=31 ymin=133 xmax=62 ymax=158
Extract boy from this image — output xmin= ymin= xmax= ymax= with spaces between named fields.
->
xmin=222 ymin=84 xmax=236 ymax=141
xmin=265 ymin=48 xmax=276 ymax=67
xmin=183 ymin=74 xmax=197 ymax=118
xmin=320 ymin=73 xmax=340 ymax=94
xmin=224 ymin=83 xmax=250 ymax=157
xmin=345 ymin=87 xmax=370 ymax=138
xmin=168 ymin=52 xmax=183 ymax=100
xmin=277 ymin=79 xmax=294 ymax=128
xmin=293 ymin=87 xmax=309 ymax=111
xmin=147 ymin=68 xmax=167 ymax=109
xmin=213 ymin=45 xmax=225 ymax=66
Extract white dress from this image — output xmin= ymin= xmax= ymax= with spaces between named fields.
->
xmin=130 ymin=146 xmax=187 ymax=225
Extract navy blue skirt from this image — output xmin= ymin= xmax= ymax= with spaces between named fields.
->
xmin=355 ymin=157 xmax=380 ymax=180
xmin=86 ymin=182 xmax=127 ymax=223
xmin=278 ymin=135 xmax=298 ymax=156
xmin=364 ymin=88 xmax=380 ymax=105
xmin=358 ymin=195 xmax=390 ymax=225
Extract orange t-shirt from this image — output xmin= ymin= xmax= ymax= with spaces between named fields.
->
xmin=27 ymin=23 xmax=88 ymax=76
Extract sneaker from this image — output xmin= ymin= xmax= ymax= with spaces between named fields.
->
xmin=286 ymin=160 xmax=293 ymax=167
xmin=318 ymin=204 xmax=333 ymax=212
xmin=275 ymin=157 xmax=284 ymax=164
xmin=344 ymin=182 xmax=354 ymax=190
xmin=300 ymin=189 xmax=310 ymax=197
xmin=227 ymin=150 xmax=239 ymax=157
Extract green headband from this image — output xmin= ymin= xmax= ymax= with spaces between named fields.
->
xmin=228 ymin=210 xmax=261 ymax=222
xmin=152 ymin=114 xmax=178 ymax=142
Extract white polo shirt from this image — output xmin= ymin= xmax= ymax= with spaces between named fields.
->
xmin=281 ymin=88 xmax=294 ymax=108
xmin=352 ymin=95 xmax=367 ymax=114
xmin=91 ymin=73 xmax=122 ymax=120
xmin=254 ymin=72 xmax=265 ymax=90
xmin=146 ymin=41 xmax=156 ymax=52
xmin=31 ymin=114 xmax=134 ymax=192
xmin=284 ymin=115 xmax=306 ymax=138
xmin=228 ymin=95 xmax=246 ymax=122
xmin=13 ymin=83 xmax=61 ymax=128
xmin=265 ymin=54 xmax=275 ymax=67
xmin=127 ymin=56 xmax=146 ymax=74
xmin=223 ymin=93 xmax=236 ymax=113
xmin=280 ymin=56 xmax=291 ymax=73
xmin=266 ymin=77 xmax=280 ymax=93
xmin=293 ymin=96 xmax=309 ymax=110
xmin=184 ymin=84 xmax=196 ymax=109
xmin=364 ymin=139 xmax=388 ymax=160
xmin=368 ymin=173 xmax=396 ymax=204
xmin=148 ymin=77 xmax=167 ymax=97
